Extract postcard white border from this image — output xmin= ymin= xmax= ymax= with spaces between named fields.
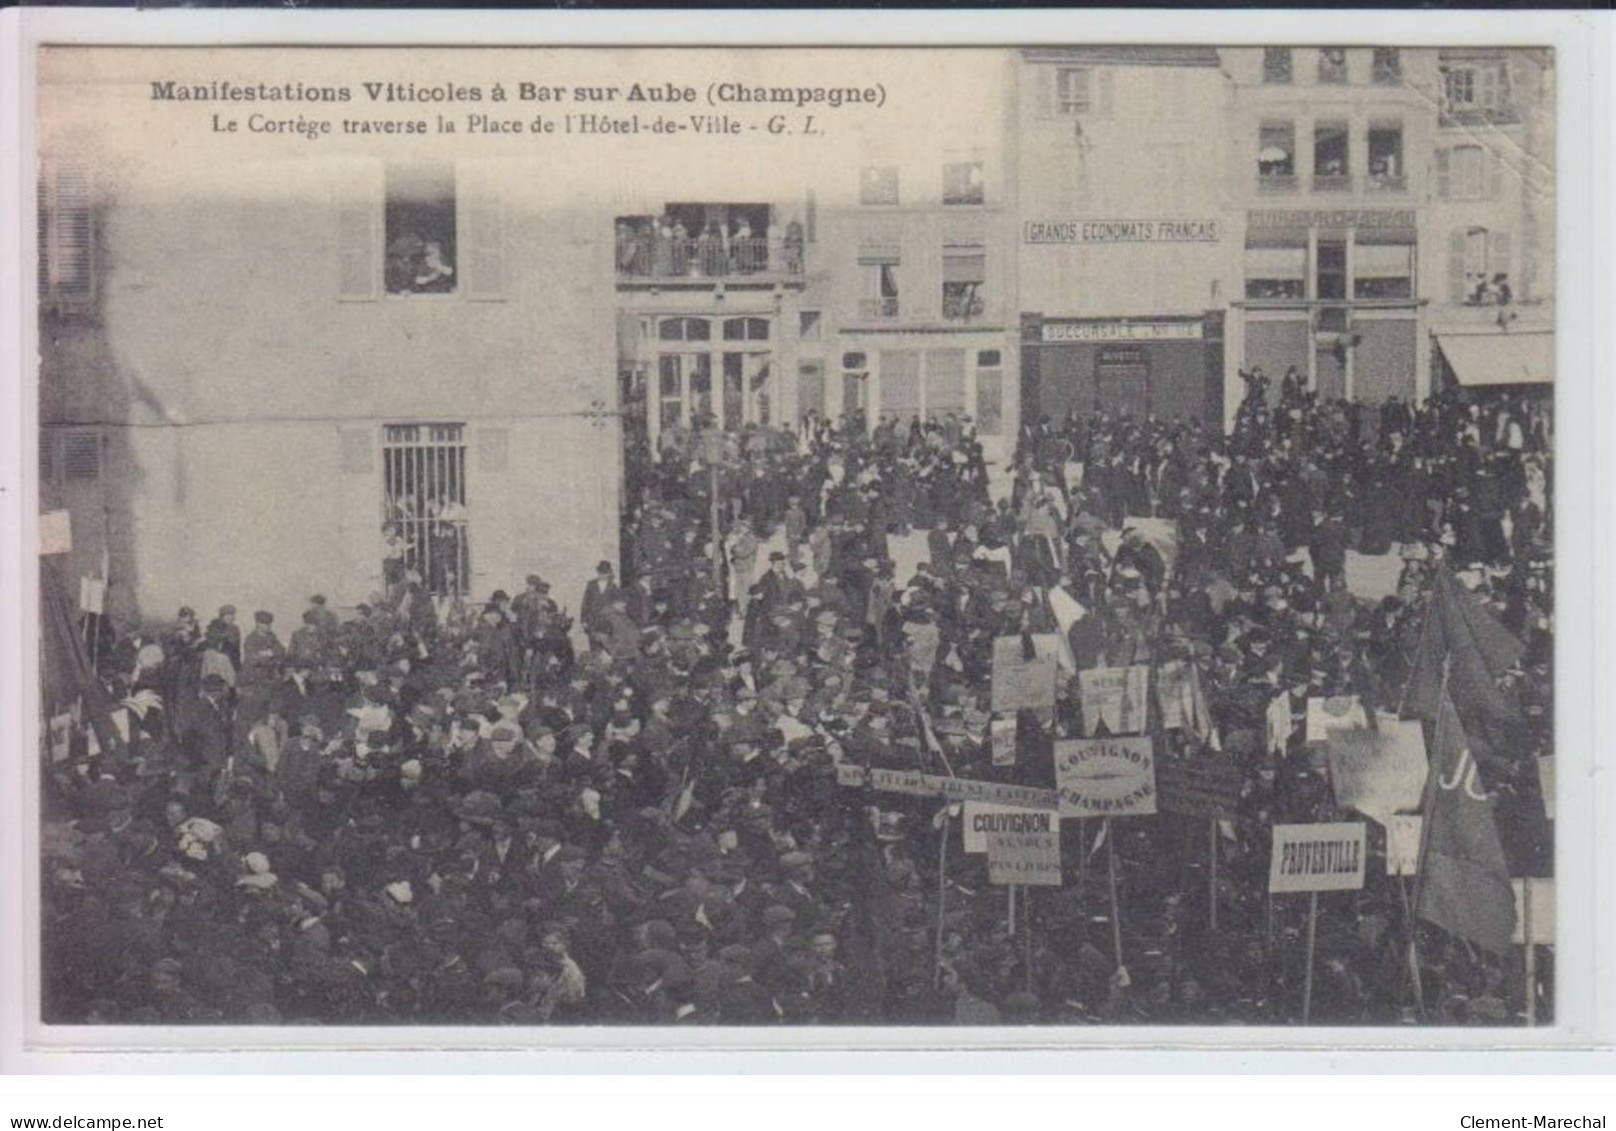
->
xmin=0 ymin=6 xmax=1611 ymax=1072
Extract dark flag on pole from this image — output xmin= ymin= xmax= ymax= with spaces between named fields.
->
xmin=1414 ymin=688 xmax=1517 ymax=956
xmin=1404 ymin=569 xmax=1524 ymax=734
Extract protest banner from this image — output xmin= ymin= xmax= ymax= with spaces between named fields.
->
xmin=1325 ymin=715 xmax=1428 ymax=823
xmin=78 ymin=576 xmax=107 ymax=616
xmin=1155 ymin=755 xmax=1243 ymax=820
xmin=1054 ymin=736 xmax=1157 ymax=818
xmin=964 ymin=801 xmax=1060 ymax=854
xmin=985 ymin=809 xmax=1063 ymax=887
xmin=1155 ymin=659 xmax=1214 ymax=739
xmin=1344 ymin=549 xmax=1403 ymax=602
xmin=1385 ymin=814 xmax=1422 ymax=876
xmin=991 ymin=635 xmax=1058 ymax=713
xmin=1511 ymin=878 xmax=1555 ymax=947
xmin=48 ymin=713 xmax=74 ymax=763
xmin=1514 ymin=876 xmax=1555 ymax=1027
xmin=1046 ymin=584 xmax=1086 ymax=639
xmin=1269 ymin=821 xmax=1367 ymax=1023
xmin=1306 ymin=694 xmax=1368 ymax=744
xmin=40 ymin=510 xmax=72 ymax=556
xmin=1078 ymin=665 xmax=1149 ymax=736
xmin=1537 ymin=757 xmax=1555 ymax=821
xmin=836 ymin=764 xmax=1060 ymax=811
xmin=1268 ymin=822 xmax=1367 ymax=894
xmin=990 ymin=717 xmax=1016 ymax=766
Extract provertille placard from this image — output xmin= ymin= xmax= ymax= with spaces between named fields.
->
xmin=1268 ymin=822 xmax=1367 ymax=894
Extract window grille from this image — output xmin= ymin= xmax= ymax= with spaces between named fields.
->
xmin=382 ymin=423 xmax=470 ymax=596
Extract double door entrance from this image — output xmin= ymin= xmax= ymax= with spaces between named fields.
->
xmin=1093 ymin=348 xmax=1151 ymax=419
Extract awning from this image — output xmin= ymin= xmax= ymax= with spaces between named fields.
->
xmin=1437 ymin=330 xmax=1554 ymax=387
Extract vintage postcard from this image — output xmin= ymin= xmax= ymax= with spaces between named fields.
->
xmin=6 ymin=12 xmax=1608 ymax=1060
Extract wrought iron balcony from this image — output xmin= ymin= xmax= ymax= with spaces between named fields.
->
xmin=615 ymin=234 xmax=804 ymax=281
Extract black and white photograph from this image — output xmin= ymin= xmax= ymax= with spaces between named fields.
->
xmin=19 ymin=36 xmax=1577 ymax=1041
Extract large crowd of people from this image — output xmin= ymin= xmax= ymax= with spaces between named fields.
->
xmin=40 ymin=375 xmax=1554 ymax=1027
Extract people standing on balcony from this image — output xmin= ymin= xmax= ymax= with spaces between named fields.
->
xmin=698 ymin=221 xmax=725 ymax=277
xmin=784 ymin=220 xmax=804 ymax=274
xmin=729 ymin=217 xmax=754 ymax=274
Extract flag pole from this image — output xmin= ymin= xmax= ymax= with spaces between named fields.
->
xmin=1007 ymin=882 xmax=1016 ymax=937
xmin=933 ymin=801 xmax=949 ymax=990
xmin=1023 ymin=884 xmax=1034 ymax=995
xmin=1302 ymin=890 xmax=1319 ymax=1023
xmin=1106 ymin=817 xmax=1123 ymax=969
xmin=1208 ymin=816 xmax=1219 ymax=933
xmin=1523 ymin=875 xmax=1536 ymax=1028
xmin=1406 ymin=651 xmax=1453 ymax=1020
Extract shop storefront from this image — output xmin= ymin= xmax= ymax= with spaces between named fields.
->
xmin=1235 ymin=208 xmax=1422 ymax=412
xmin=1020 ymin=314 xmax=1225 ymax=425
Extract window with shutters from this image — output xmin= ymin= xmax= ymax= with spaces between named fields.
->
xmin=1262 ymin=48 xmax=1293 ymax=85
xmin=37 ymin=158 xmax=94 ymax=309
xmin=1353 ymin=241 xmax=1415 ymax=300
xmin=1440 ymin=58 xmax=1514 ymax=124
xmin=1442 ymin=144 xmax=1488 ymax=201
xmin=858 ymin=247 xmax=901 ymax=320
xmin=384 ymin=162 xmax=457 ymax=296
xmin=941 ymin=247 xmax=986 ymax=323
xmin=1454 ymin=227 xmax=1512 ymax=306
xmin=1244 ymin=242 xmax=1307 ymax=301
xmin=382 ymin=423 xmax=469 ymax=596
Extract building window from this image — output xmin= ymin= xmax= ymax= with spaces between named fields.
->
xmin=840 ymin=352 xmax=869 ymax=422
xmin=1367 ymin=122 xmax=1405 ymax=192
xmin=1443 ymin=61 xmax=1508 ymax=117
xmin=975 ymin=350 xmax=1003 ymax=436
xmin=1313 ymin=121 xmax=1351 ymax=191
xmin=1257 ymin=121 xmax=1297 ymax=191
xmin=1444 ymin=144 xmax=1488 ymax=201
xmin=1262 ymin=48 xmax=1293 ymax=84
xmin=941 ymin=247 xmax=986 ymax=322
xmin=859 ymin=258 xmax=900 ymax=321
xmin=943 ymin=160 xmax=986 ymax=206
xmin=659 ymin=316 xmax=712 ymax=342
xmin=1244 ymin=243 xmax=1307 ymax=300
xmin=722 ymin=317 xmax=770 ymax=342
xmin=1354 ymin=242 xmax=1415 ymax=300
xmin=1452 ymin=227 xmax=1512 ymax=305
xmin=37 ymin=158 xmax=93 ymax=306
xmin=382 ymin=423 xmax=469 ymax=597
xmin=1055 ymin=66 xmax=1092 ymax=114
xmin=1316 ymin=238 xmax=1348 ymax=301
xmin=1317 ymin=49 xmax=1349 ymax=85
xmin=799 ymin=310 xmax=823 ymax=341
xmin=384 ymin=162 xmax=457 ymax=296
xmin=1372 ymin=48 xmax=1402 ymax=85
xmin=860 ymin=166 xmax=900 ymax=206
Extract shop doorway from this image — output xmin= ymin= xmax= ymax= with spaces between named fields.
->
xmin=1094 ymin=348 xmax=1151 ymax=419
